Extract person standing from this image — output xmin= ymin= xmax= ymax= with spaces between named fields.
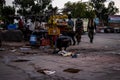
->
xmin=75 ymin=17 xmax=83 ymax=44
xmin=67 ymin=17 xmax=76 ymax=45
xmin=87 ymin=18 xmax=96 ymax=43
xmin=18 ymin=18 xmax=24 ymax=31
xmin=67 ymin=17 xmax=74 ymax=31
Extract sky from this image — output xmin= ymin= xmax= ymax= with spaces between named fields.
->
xmin=5 ymin=0 xmax=120 ymax=14
xmin=52 ymin=0 xmax=88 ymax=8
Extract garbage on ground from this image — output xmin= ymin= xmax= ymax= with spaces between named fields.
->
xmin=63 ymin=68 xmax=82 ymax=73
xmin=0 ymin=48 xmax=5 ymax=51
xmin=20 ymin=47 xmax=31 ymax=52
xmin=36 ymin=68 xmax=56 ymax=75
xmin=10 ymin=49 xmax=17 ymax=52
xmin=71 ymin=53 xmax=78 ymax=58
xmin=58 ymin=50 xmax=73 ymax=57
xmin=43 ymin=70 xmax=56 ymax=75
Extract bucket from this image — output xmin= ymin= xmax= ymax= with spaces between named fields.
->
xmin=29 ymin=35 xmax=37 ymax=46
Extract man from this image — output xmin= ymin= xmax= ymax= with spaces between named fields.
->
xmin=75 ymin=17 xmax=83 ymax=44
xmin=67 ymin=17 xmax=74 ymax=31
xmin=87 ymin=18 xmax=96 ymax=43
xmin=67 ymin=17 xmax=76 ymax=45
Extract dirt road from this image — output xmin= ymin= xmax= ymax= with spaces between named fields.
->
xmin=0 ymin=33 xmax=120 ymax=80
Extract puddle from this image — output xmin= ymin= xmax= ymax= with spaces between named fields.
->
xmin=12 ymin=59 xmax=30 ymax=62
xmin=63 ymin=68 xmax=82 ymax=73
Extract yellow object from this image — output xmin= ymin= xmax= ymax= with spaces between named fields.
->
xmin=48 ymin=27 xmax=60 ymax=35
xmin=48 ymin=14 xmax=68 ymax=25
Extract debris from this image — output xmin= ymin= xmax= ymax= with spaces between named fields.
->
xmin=37 ymin=69 xmax=56 ymax=75
xmin=58 ymin=50 xmax=73 ymax=57
xmin=0 ymin=48 xmax=5 ymax=51
xmin=63 ymin=68 xmax=81 ymax=73
xmin=20 ymin=47 xmax=31 ymax=52
xmin=43 ymin=70 xmax=56 ymax=75
xmin=71 ymin=53 xmax=78 ymax=58
xmin=10 ymin=49 xmax=17 ymax=52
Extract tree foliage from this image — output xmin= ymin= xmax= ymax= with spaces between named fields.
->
xmin=1 ymin=6 xmax=15 ymax=23
xmin=0 ymin=0 xmax=5 ymax=6
xmin=63 ymin=1 xmax=95 ymax=18
xmin=13 ymin=0 xmax=52 ymax=16
xmin=90 ymin=0 xmax=119 ymax=25
xmin=0 ymin=0 xmax=5 ymax=15
xmin=2 ymin=6 xmax=15 ymax=16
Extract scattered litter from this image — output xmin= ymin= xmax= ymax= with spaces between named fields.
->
xmin=58 ymin=50 xmax=73 ymax=57
xmin=37 ymin=69 xmax=56 ymax=75
xmin=20 ymin=47 xmax=31 ymax=52
xmin=43 ymin=70 xmax=56 ymax=75
xmin=63 ymin=68 xmax=81 ymax=73
xmin=0 ymin=48 xmax=5 ymax=51
xmin=71 ymin=53 xmax=78 ymax=58
xmin=10 ymin=49 xmax=17 ymax=52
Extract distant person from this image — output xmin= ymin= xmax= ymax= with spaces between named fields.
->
xmin=34 ymin=19 xmax=41 ymax=30
xmin=67 ymin=17 xmax=76 ymax=45
xmin=18 ymin=18 xmax=24 ymax=31
xmin=75 ymin=17 xmax=83 ymax=44
xmin=87 ymin=18 xmax=96 ymax=43
xmin=67 ymin=17 xmax=74 ymax=31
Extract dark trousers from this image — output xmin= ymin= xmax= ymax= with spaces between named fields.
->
xmin=88 ymin=30 xmax=94 ymax=43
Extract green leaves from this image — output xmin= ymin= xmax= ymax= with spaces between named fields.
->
xmin=63 ymin=1 xmax=95 ymax=18
xmin=13 ymin=0 xmax=52 ymax=16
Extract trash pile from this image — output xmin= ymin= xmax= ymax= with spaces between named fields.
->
xmin=57 ymin=49 xmax=79 ymax=58
xmin=58 ymin=50 xmax=73 ymax=57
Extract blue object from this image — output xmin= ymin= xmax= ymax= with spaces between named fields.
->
xmin=29 ymin=35 xmax=37 ymax=46
xmin=72 ymin=54 xmax=77 ymax=58
xmin=7 ymin=24 xmax=17 ymax=30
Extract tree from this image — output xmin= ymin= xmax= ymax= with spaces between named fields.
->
xmin=90 ymin=0 xmax=119 ymax=26
xmin=13 ymin=0 xmax=52 ymax=16
xmin=1 ymin=6 xmax=15 ymax=23
xmin=0 ymin=0 xmax=5 ymax=15
xmin=13 ymin=0 xmax=35 ymax=16
xmin=63 ymin=1 xmax=95 ymax=18
xmin=107 ymin=1 xmax=119 ymax=15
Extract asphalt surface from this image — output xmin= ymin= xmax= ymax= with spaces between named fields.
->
xmin=0 ymin=33 xmax=120 ymax=80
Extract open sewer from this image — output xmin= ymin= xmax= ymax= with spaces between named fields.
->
xmin=12 ymin=59 xmax=30 ymax=62
xmin=63 ymin=68 xmax=82 ymax=73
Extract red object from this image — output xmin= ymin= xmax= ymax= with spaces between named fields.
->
xmin=18 ymin=19 xmax=23 ymax=29
xmin=41 ymin=38 xmax=50 ymax=46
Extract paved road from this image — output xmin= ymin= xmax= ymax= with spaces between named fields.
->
xmin=0 ymin=33 xmax=120 ymax=80
xmin=0 ymin=60 xmax=30 ymax=80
